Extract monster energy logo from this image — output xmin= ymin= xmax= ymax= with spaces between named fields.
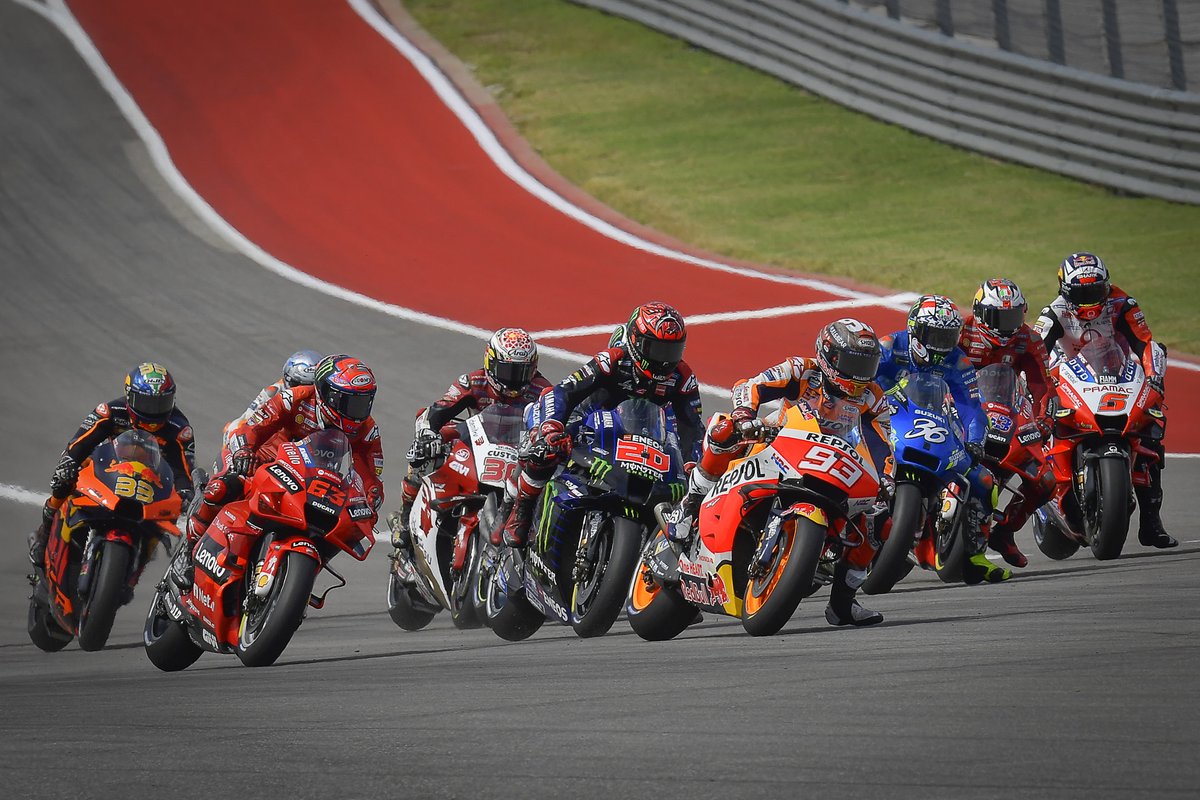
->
xmin=588 ymin=458 xmax=612 ymax=482
xmin=669 ymin=482 xmax=686 ymax=502
xmin=536 ymin=484 xmax=557 ymax=551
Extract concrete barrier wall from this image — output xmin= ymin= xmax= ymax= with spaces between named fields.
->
xmin=570 ymin=0 xmax=1200 ymax=204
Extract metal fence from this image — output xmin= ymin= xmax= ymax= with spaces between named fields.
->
xmin=571 ymin=0 xmax=1200 ymax=203
xmin=852 ymin=0 xmax=1200 ymax=91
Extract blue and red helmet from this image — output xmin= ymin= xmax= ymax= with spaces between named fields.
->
xmin=314 ymin=355 xmax=376 ymax=436
xmin=626 ymin=301 xmax=687 ymax=382
xmin=125 ymin=362 xmax=176 ymax=430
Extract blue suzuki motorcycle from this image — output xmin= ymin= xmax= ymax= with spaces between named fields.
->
xmin=486 ymin=398 xmax=687 ymax=641
xmin=862 ymin=372 xmax=973 ymax=593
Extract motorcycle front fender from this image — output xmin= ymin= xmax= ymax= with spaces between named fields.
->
xmin=254 ymin=536 xmax=321 ymax=599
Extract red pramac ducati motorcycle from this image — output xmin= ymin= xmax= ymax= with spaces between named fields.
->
xmin=143 ymin=429 xmax=376 ymax=670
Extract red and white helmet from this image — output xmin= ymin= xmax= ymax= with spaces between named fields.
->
xmin=907 ymin=295 xmax=963 ymax=367
xmin=626 ymin=301 xmax=687 ymax=382
xmin=314 ymin=355 xmax=376 ymax=437
xmin=973 ymin=278 xmax=1027 ymax=346
xmin=484 ymin=327 xmax=538 ymax=398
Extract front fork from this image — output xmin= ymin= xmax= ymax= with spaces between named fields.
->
xmin=572 ymin=510 xmax=605 ymax=584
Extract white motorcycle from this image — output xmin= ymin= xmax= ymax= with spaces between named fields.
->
xmin=386 ymin=404 xmax=525 ymax=630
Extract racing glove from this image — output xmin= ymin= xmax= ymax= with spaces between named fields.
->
xmin=536 ymin=419 xmax=572 ymax=454
xmin=730 ymin=407 xmax=766 ymax=441
xmin=406 ymin=430 xmax=446 ymax=465
xmin=1147 ymin=375 xmax=1165 ymax=397
xmin=230 ymin=448 xmax=255 ymax=477
xmin=49 ymin=454 xmax=81 ymax=496
xmin=965 ymin=441 xmax=986 ymax=464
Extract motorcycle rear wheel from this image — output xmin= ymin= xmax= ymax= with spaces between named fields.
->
xmin=1089 ymin=458 xmax=1131 ymax=561
xmin=862 ymin=482 xmax=922 ymax=595
xmin=387 ymin=569 xmax=438 ymax=631
xmin=27 ymin=594 xmax=71 ymax=652
xmin=626 ymin=561 xmax=694 ymax=641
xmin=485 ymin=554 xmax=544 ymax=642
xmin=77 ymin=539 xmax=132 ymax=652
xmin=236 ymin=551 xmax=317 ymax=667
xmin=1033 ymin=510 xmax=1079 ymax=560
xmin=143 ymin=588 xmax=203 ymax=672
xmin=741 ymin=516 xmax=826 ymax=636
xmin=571 ymin=517 xmax=641 ymax=639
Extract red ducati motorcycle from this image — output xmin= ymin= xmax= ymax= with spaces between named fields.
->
xmin=143 ymin=429 xmax=376 ymax=670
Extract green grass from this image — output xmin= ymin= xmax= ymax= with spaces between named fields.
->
xmin=405 ymin=0 xmax=1200 ymax=353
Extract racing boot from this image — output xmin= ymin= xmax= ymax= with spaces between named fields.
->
xmin=1135 ymin=481 xmax=1177 ymax=548
xmin=963 ymin=497 xmax=1011 ymax=584
xmin=491 ymin=496 xmax=514 ymax=547
xmin=665 ymin=491 xmax=704 ymax=547
xmin=963 ymin=553 xmax=1012 ymax=584
xmin=387 ymin=500 xmax=414 ymax=551
xmin=825 ymin=559 xmax=883 ymax=627
xmin=28 ymin=500 xmax=57 ymax=571
xmin=988 ymin=521 xmax=1028 ymax=568
xmin=501 ymin=475 xmax=542 ymax=548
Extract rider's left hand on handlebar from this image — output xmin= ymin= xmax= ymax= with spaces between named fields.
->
xmin=1147 ymin=375 xmax=1165 ymax=397
xmin=965 ymin=441 xmax=985 ymax=463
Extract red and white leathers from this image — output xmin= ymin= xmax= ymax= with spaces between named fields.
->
xmin=959 ymin=315 xmax=1055 ymax=565
xmin=1035 ymin=285 xmax=1174 ymax=547
xmin=189 ymin=384 xmax=384 ymax=542
xmin=685 ymin=356 xmax=892 ymax=572
xmin=221 ymin=379 xmax=286 ymax=447
xmin=398 ymin=368 xmax=552 ymax=518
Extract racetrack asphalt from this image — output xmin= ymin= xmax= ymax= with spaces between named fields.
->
xmin=1 ymin=2 xmax=1197 ymax=798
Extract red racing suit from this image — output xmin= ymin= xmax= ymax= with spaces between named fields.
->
xmin=958 ymin=316 xmax=1055 ymax=535
xmin=189 ymin=385 xmax=383 ymax=541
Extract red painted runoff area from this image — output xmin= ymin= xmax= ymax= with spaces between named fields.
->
xmin=67 ymin=0 xmax=1200 ymax=451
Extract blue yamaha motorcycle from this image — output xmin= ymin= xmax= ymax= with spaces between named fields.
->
xmin=486 ymin=398 xmax=687 ymax=641
xmin=862 ymin=372 xmax=973 ymax=593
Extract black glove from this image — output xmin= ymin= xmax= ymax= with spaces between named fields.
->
xmin=1147 ymin=375 xmax=1165 ymax=396
xmin=49 ymin=455 xmax=80 ymax=495
xmin=407 ymin=430 xmax=446 ymax=465
xmin=965 ymin=441 xmax=985 ymax=463
xmin=41 ymin=501 xmax=57 ymax=529
xmin=178 ymin=488 xmax=195 ymax=510
xmin=230 ymin=448 xmax=254 ymax=477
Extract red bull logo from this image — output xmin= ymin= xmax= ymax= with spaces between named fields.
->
xmin=105 ymin=460 xmax=163 ymax=488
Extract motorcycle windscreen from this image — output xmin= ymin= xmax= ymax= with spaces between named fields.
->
xmin=976 ymin=364 xmax=1017 ymax=406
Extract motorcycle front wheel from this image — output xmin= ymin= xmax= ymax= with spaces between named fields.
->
xmin=387 ymin=567 xmax=438 ymax=631
xmin=485 ymin=552 xmax=544 ymax=642
xmin=449 ymin=533 xmax=484 ymax=630
xmin=626 ymin=560 xmax=694 ymax=642
xmin=77 ymin=539 xmax=132 ymax=652
xmin=1089 ymin=457 xmax=1131 ymax=561
xmin=862 ymin=482 xmax=922 ymax=595
xmin=741 ymin=516 xmax=826 ymax=636
xmin=143 ymin=587 xmax=202 ymax=672
xmin=236 ymin=551 xmax=317 ymax=667
xmin=1033 ymin=509 xmax=1080 ymax=560
xmin=27 ymin=593 xmax=71 ymax=652
xmin=571 ymin=517 xmax=642 ymax=639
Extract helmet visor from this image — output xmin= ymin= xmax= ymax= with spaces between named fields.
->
xmin=831 ymin=347 xmax=881 ymax=384
xmin=323 ymin=386 xmax=375 ymax=422
xmin=979 ymin=305 xmax=1024 ymax=337
xmin=130 ymin=391 xmax=174 ymax=419
xmin=1064 ymin=281 xmax=1108 ymax=307
xmin=491 ymin=360 xmax=536 ymax=389
xmin=632 ymin=336 xmax=686 ymax=376
xmin=914 ymin=322 xmax=962 ymax=354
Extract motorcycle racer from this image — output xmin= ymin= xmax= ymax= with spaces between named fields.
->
xmin=28 ymin=363 xmax=195 ymax=579
xmin=183 ymin=355 xmax=384 ymax=559
xmin=220 ymin=350 xmax=322 ymax=447
xmin=878 ymin=295 xmax=1011 ymax=584
xmin=388 ymin=328 xmax=552 ymax=547
xmin=666 ymin=318 xmax=892 ymax=627
xmin=1034 ymin=252 xmax=1175 ymax=548
xmin=499 ymin=301 xmax=703 ymax=548
xmin=959 ymin=279 xmax=1055 ymax=567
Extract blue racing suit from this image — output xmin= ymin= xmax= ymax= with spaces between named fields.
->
xmin=876 ymin=330 xmax=996 ymax=511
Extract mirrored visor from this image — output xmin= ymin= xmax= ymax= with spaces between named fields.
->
xmin=130 ymin=391 xmax=174 ymax=418
xmin=979 ymin=305 xmax=1024 ymax=335
xmin=916 ymin=322 xmax=961 ymax=353
xmin=491 ymin=360 xmax=535 ymax=389
xmin=635 ymin=336 xmax=686 ymax=369
xmin=832 ymin=348 xmax=881 ymax=382
xmin=326 ymin=386 xmax=374 ymax=421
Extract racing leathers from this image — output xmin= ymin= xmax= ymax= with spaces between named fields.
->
xmin=1035 ymin=286 xmax=1175 ymax=547
xmin=187 ymin=384 xmax=384 ymax=545
xmin=392 ymin=368 xmax=553 ymax=545
xmin=668 ymin=356 xmax=892 ymax=626
xmin=877 ymin=330 xmax=1010 ymax=583
xmin=959 ymin=315 xmax=1055 ymax=566
xmin=220 ymin=379 xmax=287 ymax=450
xmin=30 ymin=400 xmax=196 ymax=570
xmin=500 ymin=346 xmax=704 ymax=546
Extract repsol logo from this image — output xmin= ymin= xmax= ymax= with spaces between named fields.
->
xmin=195 ymin=545 xmax=227 ymax=579
xmin=266 ymin=464 xmax=301 ymax=493
xmin=710 ymin=457 xmax=769 ymax=497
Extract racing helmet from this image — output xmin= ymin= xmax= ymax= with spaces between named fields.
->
xmin=815 ymin=319 xmax=882 ymax=399
xmin=1058 ymin=252 xmax=1110 ymax=321
xmin=484 ymin=328 xmax=538 ymax=399
xmin=124 ymin=362 xmax=176 ymax=431
xmin=626 ymin=301 xmax=687 ymax=383
xmin=907 ymin=295 xmax=963 ymax=368
xmin=314 ymin=355 xmax=376 ymax=437
xmin=282 ymin=350 xmax=322 ymax=388
xmin=972 ymin=278 xmax=1027 ymax=346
